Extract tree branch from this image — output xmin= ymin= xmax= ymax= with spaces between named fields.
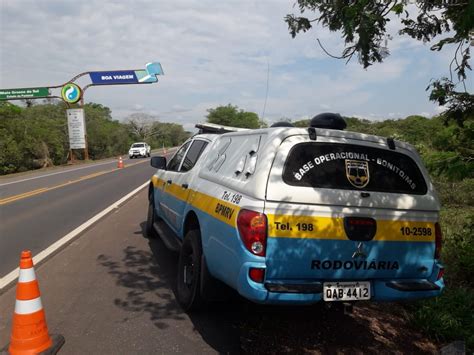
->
xmin=381 ymin=0 xmax=398 ymax=17
xmin=317 ymin=38 xmax=354 ymax=60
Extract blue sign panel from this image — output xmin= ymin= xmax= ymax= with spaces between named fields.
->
xmin=89 ymin=71 xmax=139 ymax=85
xmin=89 ymin=62 xmax=164 ymax=85
xmin=135 ymin=62 xmax=164 ymax=83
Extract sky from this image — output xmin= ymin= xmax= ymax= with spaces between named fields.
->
xmin=0 ymin=0 xmax=471 ymax=131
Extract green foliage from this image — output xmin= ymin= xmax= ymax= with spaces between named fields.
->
xmin=411 ymin=287 xmax=474 ymax=351
xmin=435 ymin=179 xmax=474 ymax=207
xmin=206 ymin=104 xmax=262 ymax=129
xmin=286 ymin=0 xmax=472 ymax=69
xmin=0 ymin=128 xmax=22 ymax=174
xmin=424 ymin=151 xmax=474 ymax=180
xmin=0 ymin=102 xmax=69 ymax=172
xmin=345 ymin=115 xmax=474 ymax=180
xmin=148 ymin=122 xmax=191 ymax=148
xmin=292 ymin=119 xmax=310 ymax=127
xmin=0 ymin=101 xmax=189 ymax=174
xmin=84 ymin=103 xmax=131 ymax=160
xmin=442 ymin=216 xmax=474 ymax=288
xmin=427 ymin=78 xmax=474 ymax=128
xmin=410 ymin=203 xmax=474 ymax=350
xmin=285 ymin=0 xmax=473 ymax=126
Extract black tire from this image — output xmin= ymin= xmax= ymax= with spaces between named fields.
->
xmin=177 ymin=230 xmax=205 ymax=311
xmin=145 ymin=195 xmax=157 ymax=239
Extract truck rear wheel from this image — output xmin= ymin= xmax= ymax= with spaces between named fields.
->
xmin=177 ymin=230 xmax=204 ymax=311
xmin=145 ymin=196 xmax=157 ymax=239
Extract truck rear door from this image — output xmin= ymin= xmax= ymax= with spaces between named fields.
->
xmin=264 ymin=135 xmax=439 ymax=282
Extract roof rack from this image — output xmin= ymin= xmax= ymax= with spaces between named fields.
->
xmin=195 ymin=122 xmax=249 ymax=134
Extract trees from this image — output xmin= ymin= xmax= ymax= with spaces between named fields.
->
xmin=0 ymin=101 xmax=191 ymax=174
xmin=0 ymin=101 xmax=69 ymax=173
xmin=84 ymin=103 xmax=131 ymax=160
xmin=147 ymin=122 xmax=190 ymax=148
xmin=285 ymin=0 xmax=473 ymax=125
xmin=0 ymin=102 xmax=185 ymax=174
xmin=206 ymin=104 xmax=263 ymax=129
xmin=124 ymin=113 xmax=190 ymax=148
xmin=126 ymin=113 xmax=158 ymax=141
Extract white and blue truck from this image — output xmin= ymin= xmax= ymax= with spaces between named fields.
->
xmin=146 ymin=114 xmax=444 ymax=311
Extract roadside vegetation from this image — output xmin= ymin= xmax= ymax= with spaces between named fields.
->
xmin=0 ymin=100 xmax=190 ymax=175
xmin=334 ymin=115 xmax=473 ymax=350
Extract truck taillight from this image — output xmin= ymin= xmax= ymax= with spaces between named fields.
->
xmin=237 ymin=209 xmax=267 ymax=257
xmin=435 ymin=222 xmax=442 ymax=259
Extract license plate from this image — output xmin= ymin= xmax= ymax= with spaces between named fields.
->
xmin=323 ymin=281 xmax=371 ymax=301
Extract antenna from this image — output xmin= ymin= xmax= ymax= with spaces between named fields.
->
xmin=261 ymin=58 xmax=270 ymax=120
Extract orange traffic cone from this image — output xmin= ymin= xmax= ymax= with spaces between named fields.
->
xmin=117 ymin=156 xmax=124 ymax=168
xmin=6 ymin=251 xmax=64 ymax=355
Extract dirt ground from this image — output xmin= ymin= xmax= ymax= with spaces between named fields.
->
xmin=238 ymin=301 xmax=439 ymax=354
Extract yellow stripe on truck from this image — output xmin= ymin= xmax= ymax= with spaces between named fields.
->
xmin=151 ymin=177 xmax=239 ymax=227
xmin=189 ymin=190 xmax=239 ymax=227
xmin=267 ymin=214 xmax=435 ymax=242
xmin=151 ymin=177 xmax=434 ymax=242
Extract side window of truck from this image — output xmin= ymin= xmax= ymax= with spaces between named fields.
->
xmin=167 ymin=141 xmax=191 ymax=171
xmin=180 ymin=140 xmax=208 ymax=172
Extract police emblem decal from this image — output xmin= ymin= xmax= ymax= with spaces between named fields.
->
xmin=345 ymin=159 xmax=370 ymax=188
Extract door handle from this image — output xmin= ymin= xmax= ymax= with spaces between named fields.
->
xmin=181 ymin=183 xmax=189 ymax=189
xmin=167 ymin=179 xmax=172 ymax=184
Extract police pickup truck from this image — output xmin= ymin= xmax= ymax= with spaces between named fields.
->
xmin=147 ymin=114 xmax=444 ymax=311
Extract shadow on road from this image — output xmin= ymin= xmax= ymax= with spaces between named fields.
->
xmin=97 ymin=222 xmax=437 ymax=354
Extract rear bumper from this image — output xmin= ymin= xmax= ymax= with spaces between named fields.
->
xmin=236 ymin=262 xmax=445 ymax=305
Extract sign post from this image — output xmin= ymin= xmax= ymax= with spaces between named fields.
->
xmin=67 ymin=109 xmax=87 ymax=161
xmin=0 ymin=61 xmax=164 ymax=163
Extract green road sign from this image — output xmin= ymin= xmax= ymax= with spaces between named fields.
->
xmin=0 ymin=87 xmax=50 ymax=100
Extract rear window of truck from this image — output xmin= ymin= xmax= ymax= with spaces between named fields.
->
xmin=282 ymin=143 xmax=427 ymax=195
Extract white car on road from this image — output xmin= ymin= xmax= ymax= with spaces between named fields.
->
xmin=129 ymin=142 xmax=151 ymax=158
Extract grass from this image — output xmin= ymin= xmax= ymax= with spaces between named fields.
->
xmin=407 ymin=179 xmax=474 ymax=351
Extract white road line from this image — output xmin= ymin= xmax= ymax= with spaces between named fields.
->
xmin=0 ymin=148 xmax=170 ymax=187
xmin=0 ymin=180 xmax=150 ymax=291
xmin=0 ymin=160 xmax=119 ymax=187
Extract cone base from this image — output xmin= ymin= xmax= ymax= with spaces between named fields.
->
xmin=3 ymin=334 xmax=64 ymax=355
xmin=40 ymin=334 xmax=65 ymax=355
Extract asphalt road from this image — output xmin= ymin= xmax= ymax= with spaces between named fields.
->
xmin=0 ymin=189 xmax=240 ymax=354
xmin=0 ymin=189 xmax=439 ymax=354
xmin=0 ymin=154 xmax=160 ymax=278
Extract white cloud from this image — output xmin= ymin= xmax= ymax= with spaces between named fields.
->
xmin=0 ymin=0 xmax=453 ymax=126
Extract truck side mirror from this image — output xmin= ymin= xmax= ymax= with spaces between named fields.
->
xmin=151 ymin=156 xmax=167 ymax=170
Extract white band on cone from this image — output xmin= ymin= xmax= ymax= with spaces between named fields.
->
xmin=18 ymin=267 xmax=36 ymax=283
xmin=15 ymin=298 xmax=43 ymax=314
